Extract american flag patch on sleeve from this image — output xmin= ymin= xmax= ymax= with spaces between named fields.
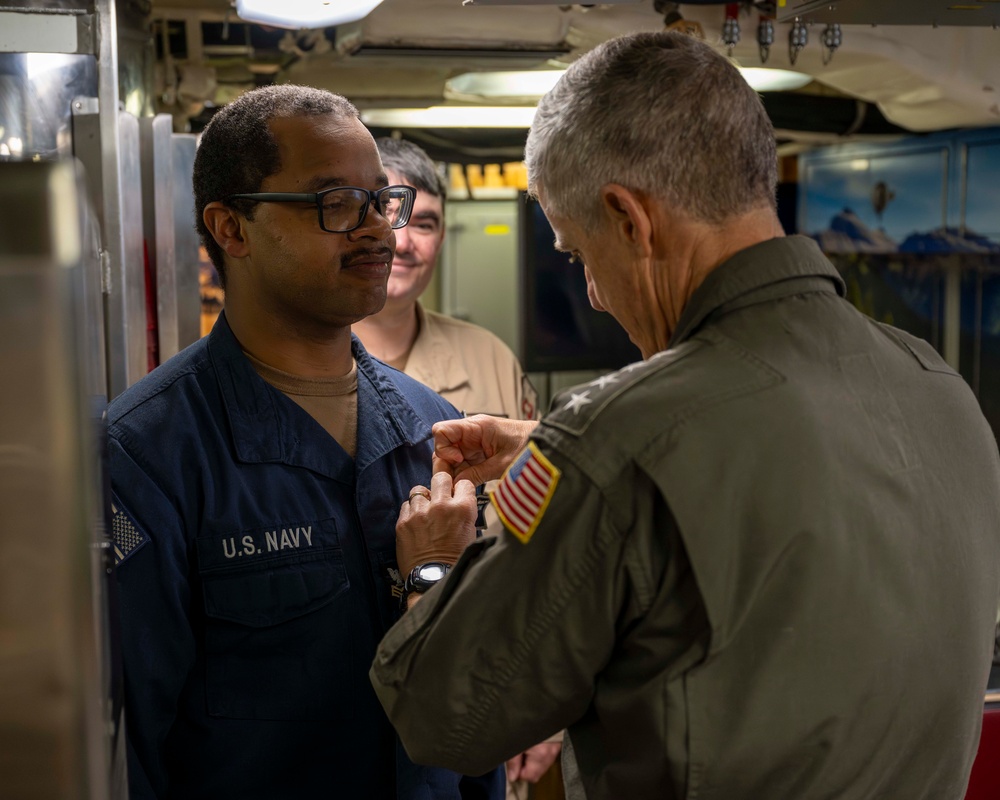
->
xmin=111 ymin=497 xmax=150 ymax=566
xmin=491 ymin=441 xmax=561 ymax=544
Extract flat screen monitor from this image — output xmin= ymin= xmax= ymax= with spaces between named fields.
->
xmin=518 ymin=195 xmax=641 ymax=372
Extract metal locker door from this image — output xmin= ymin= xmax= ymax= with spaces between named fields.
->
xmin=0 ymin=160 xmax=115 ymax=799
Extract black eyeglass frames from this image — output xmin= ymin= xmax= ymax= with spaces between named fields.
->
xmin=226 ymin=185 xmax=416 ymax=233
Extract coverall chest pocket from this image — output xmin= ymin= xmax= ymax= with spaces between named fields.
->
xmin=196 ymin=517 xmax=352 ymax=721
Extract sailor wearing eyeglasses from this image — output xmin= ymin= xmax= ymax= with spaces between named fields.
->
xmin=107 ymin=85 xmax=504 ymax=800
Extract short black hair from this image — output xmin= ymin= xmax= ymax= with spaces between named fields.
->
xmin=193 ymin=84 xmax=358 ymax=288
xmin=375 ymin=137 xmax=447 ymax=200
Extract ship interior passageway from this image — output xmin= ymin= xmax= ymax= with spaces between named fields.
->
xmin=1 ymin=1 xmax=1000 ymax=798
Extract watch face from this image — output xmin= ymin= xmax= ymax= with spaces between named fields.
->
xmin=417 ymin=564 xmax=447 ymax=581
xmin=407 ymin=562 xmax=450 ymax=593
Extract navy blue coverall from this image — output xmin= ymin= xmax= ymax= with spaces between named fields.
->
xmin=108 ymin=313 xmax=503 ymax=799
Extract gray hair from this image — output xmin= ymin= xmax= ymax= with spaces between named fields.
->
xmin=525 ymin=31 xmax=777 ymax=227
xmin=375 ymin=137 xmax=447 ymax=199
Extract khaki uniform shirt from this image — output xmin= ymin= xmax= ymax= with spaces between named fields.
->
xmin=373 ymin=237 xmax=1000 ymax=800
xmin=404 ymin=304 xmax=538 ymax=542
xmin=405 ymin=304 xmax=537 ymax=421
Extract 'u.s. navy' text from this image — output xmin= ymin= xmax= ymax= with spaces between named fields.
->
xmin=222 ymin=526 xmax=314 ymax=559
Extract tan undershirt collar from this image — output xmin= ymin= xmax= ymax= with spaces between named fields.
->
xmin=245 ymin=352 xmax=358 ymax=396
xmin=245 ymin=352 xmax=359 ymax=458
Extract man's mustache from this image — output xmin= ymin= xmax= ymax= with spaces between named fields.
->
xmin=341 ymin=247 xmax=393 ymax=267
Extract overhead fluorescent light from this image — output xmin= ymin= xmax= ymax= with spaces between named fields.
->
xmin=361 ymin=106 xmax=537 ymax=128
xmin=235 ymin=0 xmax=384 ymax=30
xmin=446 ymin=70 xmax=566 ymax=100
xmin=446 ymin=66 xmax=810 ymax=103
xmin=739 ymin=67 xmax=813 ymax=92
xmin=363 ymin=65 xmax=810 ymax=131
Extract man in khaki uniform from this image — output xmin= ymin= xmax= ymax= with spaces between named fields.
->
xmin=371 ymin=31 xmax=1000 ymax=800
xmin=353 ymin=138 xmax=538 ymax=422
xmin=353 ymin=138 xmax=558 ymax=795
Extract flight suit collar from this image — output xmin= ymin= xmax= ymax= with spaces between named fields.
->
xmin=207 ymin=312 xmax=432 ymax=482
xmin=669 ymin=235 xmax=846 ymax=347
xmin=405 ymin=303 xmax=469 ymax=394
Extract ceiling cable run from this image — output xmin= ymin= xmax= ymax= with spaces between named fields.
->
xmin=843 ymin=98 xmax=869 ymax=136
xmin=758 ymin=13 xmax=775 ymax=63
xmin=788 ymin=16 xmax=808 ymax=65
xmin=722 ymin=3 xmax=741 ymax=56
xmin=821 ymin=22 xmax=843 ymax=65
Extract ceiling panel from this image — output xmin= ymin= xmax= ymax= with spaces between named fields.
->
xmin=148 ymin=0 xmax=1000 ymax=140
xmin=777 ymin=0 xmax=1000 ymax=26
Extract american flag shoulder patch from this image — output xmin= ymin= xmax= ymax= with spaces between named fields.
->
xmin=111 ymin=495 xmax=151 ymax=566
xmin=491 ymin=441 xmax=561 ymax=544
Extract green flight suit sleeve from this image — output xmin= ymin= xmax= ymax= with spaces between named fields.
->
xmin=371 ymin=433 xmax=689 ymax=776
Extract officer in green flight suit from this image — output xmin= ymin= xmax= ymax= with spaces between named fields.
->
xmin=371 ymin=30 xmax=1000 ymax=800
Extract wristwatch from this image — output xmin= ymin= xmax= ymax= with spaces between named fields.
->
xmin=404 ymin=562 xmax=451 ymax=596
